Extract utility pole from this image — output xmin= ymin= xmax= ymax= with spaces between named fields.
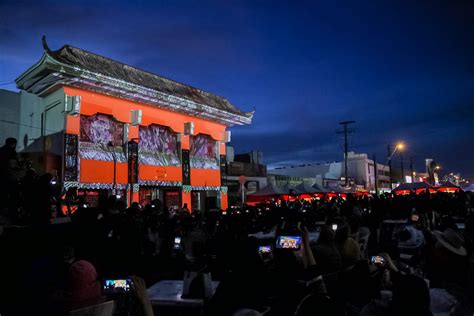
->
xmin=337 ymin=120 xmax=355 ymax=187
xmin=410 ymin=157 xmax=414 ymax=183
xmin=400 ymin=151 xmax=405 ymax=183
xmin=373 ymin=153 xmax=378 ymax=196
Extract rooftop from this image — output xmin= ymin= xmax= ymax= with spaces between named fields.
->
xmin=16 ymin=37 xmax=254 ymax=126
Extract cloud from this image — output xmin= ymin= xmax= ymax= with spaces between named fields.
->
xmin=1 ymin=0 xmax=473 ymax=180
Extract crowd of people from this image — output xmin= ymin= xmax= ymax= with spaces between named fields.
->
xmin=1 ymin=137 xmax=474 ymax=315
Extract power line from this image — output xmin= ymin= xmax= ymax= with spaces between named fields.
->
xmin=0 ymin=81 xmax=15 ymax=86
xmin=0 ymin=118 xmax=58 ymax=133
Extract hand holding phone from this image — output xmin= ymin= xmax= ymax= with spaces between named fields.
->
xmin=258 ymin=245 xmax=272 ymax=254
xmin=103 ymin=278 xmax=133 ymax=294
xmin=276 ymin=235 xmax=302 ymax=250
xmin=370 ymin=255 xmax=385 ymax=266
xmin=173 ymin=237 xmax=181 ymax=250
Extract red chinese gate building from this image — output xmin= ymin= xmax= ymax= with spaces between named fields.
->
xmin=16 ymin=37 xmax=253 ymax=211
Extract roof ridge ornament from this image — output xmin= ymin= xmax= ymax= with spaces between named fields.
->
xmin=42 ymin=35 xmax=51 ymax=53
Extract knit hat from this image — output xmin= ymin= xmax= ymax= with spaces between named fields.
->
xmin=67 ymin=260 xmax=104 ymax=310
xmin=397 ymin=225 xmax=424 ymax=249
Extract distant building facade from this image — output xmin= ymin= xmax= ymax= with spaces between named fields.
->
xmin=344 ymin=152 xmax=391 ymax=192
xmin=0 ymin=89 xmax=21 ymax=146
xmin=224 ymin=147 xmax=267 ymax=205
xmin=269 ymin=152 xmax=391 ymax=192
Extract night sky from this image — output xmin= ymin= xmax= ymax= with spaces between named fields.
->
xmin=1 ymin=1 xmax=473 ymax=180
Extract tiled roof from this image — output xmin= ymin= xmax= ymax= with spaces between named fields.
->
xmin=48 ymin=43 xmax=252 ymax=118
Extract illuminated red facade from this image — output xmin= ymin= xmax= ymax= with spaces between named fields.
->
xmin=16 ymin=37 xmax=253 ymax=211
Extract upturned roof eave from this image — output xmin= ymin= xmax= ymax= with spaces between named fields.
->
xmin=15 ymin=53 xmax=50 ymax=89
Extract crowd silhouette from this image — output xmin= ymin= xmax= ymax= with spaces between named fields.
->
xmin=0 ymin=137 xmax=473 ymax=315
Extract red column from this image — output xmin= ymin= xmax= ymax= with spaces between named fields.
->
xmin=220 ymin=191 xmax=228 ymax=210
xmin=182 ymin=191 xmax=191 ymax=212
xmin=129 ymin=190 xmax=139 ymax=203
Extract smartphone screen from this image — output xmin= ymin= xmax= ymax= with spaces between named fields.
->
xmin=103 ymin=279 xmax=132 ymax=294
xmin=276 ymin=236 xmax=302 ymax=250
xmin=331 ymin=224 xmax=338 ymax=231
xmin=258 ymin=245 xmax=272 ymax=254
xmin=174 ymin=237 xmax=181 ymax=249
xmin=370 ymin=256 xmax=385 ymax=265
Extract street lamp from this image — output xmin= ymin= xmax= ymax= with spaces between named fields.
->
xmin=386 ymin=142 xmax=406 ymax=189
xmin=398 ymin=143 xmax=405 ymax=183
xmin=388 ymin=142 xmax=404 ymax=161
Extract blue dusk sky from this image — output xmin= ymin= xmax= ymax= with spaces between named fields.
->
xmin=1 ymin=0 xmax=473 ymax=180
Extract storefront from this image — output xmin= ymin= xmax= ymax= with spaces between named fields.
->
xmin=139 ymin=187 xmax=181 ymax=209
xmin=16 ymin=38 xmax=253 ymax=211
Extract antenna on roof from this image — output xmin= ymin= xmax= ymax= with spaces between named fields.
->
xmin=42 ymin=35 xmax=51 ymax=53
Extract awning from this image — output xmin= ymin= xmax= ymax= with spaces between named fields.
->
xmin=393 ymin=182 xmax=435 ymax=194
xmin=437 ymin=181 xmax=462 ymax=192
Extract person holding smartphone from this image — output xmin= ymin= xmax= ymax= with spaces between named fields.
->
xmin=312 ymin=225 xmax=342 ymax=274
xmin=294 ymin=227 xmax=348 ymax=316
xmin=335 ymin=224 xmax=361 ymax=267
xmin=130 ymin=276 xmax=154 ymax=316
xmin=361 ymin=253 xmax=433 ymax=316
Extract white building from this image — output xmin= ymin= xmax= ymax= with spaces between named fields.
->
xmin=0 ymin=89 xmax=21 ymax=146
xmin=269 ymin=152 xmax=391 ymax=192
xmin=18 ymin=90 xmax=66 ymax=152
xmin=345 ymin=152 xmax=391 ymax=192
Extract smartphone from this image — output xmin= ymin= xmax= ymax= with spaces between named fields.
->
xmin=103 ymin=279 xmax=132 ymax=294
xmin=331 ymin=224 xmax=338 ymax=231
xmin=174 ymin=236 xmax=181 ymax=250
xmin=370 ymin=256 xmax=385 ymax=266
xmin=275 ymin=236 xmax=302 ymax=250
xmin=258 ymin=245 xmax=273 ymax=254
xmin=411 ymin=214 xmax=419 ymax=222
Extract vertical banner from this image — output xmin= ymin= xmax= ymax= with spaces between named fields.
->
xmin=220 ymin=154 xmax=227 ymax=186
xmin=64 ymin=134 xmax=78 ymax=181
xmin=128 ymin=140 xmax=139 ymax=184
xmin=182 ymin=149 xmax=191 ymax=185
